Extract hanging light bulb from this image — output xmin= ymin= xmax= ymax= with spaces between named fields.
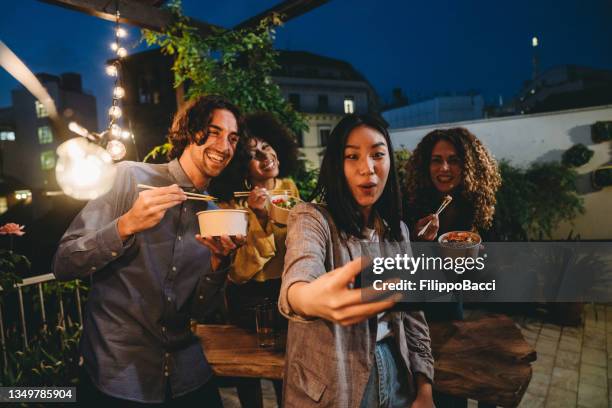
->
xmin=120 ymin=130 xmax=132 ymax=140
xmin=117 ymin=47 xmax=127 ymax=58
xmin=106 ymin=65 xmax=118 ymax=77
xmin=113 ymin=86 xmax=125 ymax=99
xmin=108 ymin=105 xmax=122 ymax=119
xmin=110 ymin=42 xmax=119 ymax=51
xmin=55 ymin=137 xmax=116 ymax=200
xmin=116 ymin=28 xmax=127 ymax=38
xmin=106 ymin=139 xmax=127 ymax=161
xmin=110 ymin=123 xmax=122 ymax=138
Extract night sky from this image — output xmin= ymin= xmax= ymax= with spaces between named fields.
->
xmin=1 ymin=0 xmax=611 ymax=131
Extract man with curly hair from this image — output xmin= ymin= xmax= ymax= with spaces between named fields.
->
xmin=403 ymin=127 xmax=501 ymax=408
xmin=54 ymin=95 xmax=246 ymax=405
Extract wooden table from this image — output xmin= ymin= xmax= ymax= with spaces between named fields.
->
xmin=197 ymin=314 xmax=536 ymax=407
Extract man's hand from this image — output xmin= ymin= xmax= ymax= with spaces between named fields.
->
xmin=195 ymin=234 xmax=246 ymax=270
xmin=118 ymin=184 xmax=186 ymax=240
xmin=415 ymin=214 xmax=439 ymax=241
xmin=287 ymin=257 xmax=397 ymax=326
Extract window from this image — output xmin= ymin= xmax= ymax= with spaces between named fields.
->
xmin=318 ymin=125 xmax=331 ymax=147
xmin=40 ymin=150 xmax=56 ymax=170
xmin=289 ymin=94 xmax=301 ymax=111
xmin=317 ymin=94 xmax=329 ymax=112
xmin=344 ymin=97 xmax=355 ymax=114
xmin=35 ymin=101 xmax=48 ymax=118
xmin=0 ymin=131 xmax=15 ymax=141
xmin=38 ymin=126 xmax=53 ymax=144
xmin=14 ymin=190 xmax=32 ymax=201
xmin=0 ymin=197 xmax=7 ymax=214
xmin=138 ymin=75 xmax=160 ymax=105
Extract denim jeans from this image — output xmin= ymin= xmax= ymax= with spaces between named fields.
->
xmin=360 ymin=338 xmax=412 ymax=408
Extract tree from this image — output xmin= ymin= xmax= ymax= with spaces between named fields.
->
xmin=142 ymin=0 xmax=307 ymax=162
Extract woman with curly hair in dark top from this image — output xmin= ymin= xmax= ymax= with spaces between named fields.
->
xmin=404 ymin=127 xmax=501 ymax=408
xmin=405 ymin=127 xmax=501 ymax=241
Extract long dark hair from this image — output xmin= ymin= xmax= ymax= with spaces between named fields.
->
xmin=310 ymin=114 xmax=403 ymax=241
xmin=167 ymin=95 xmax=244 ymax=160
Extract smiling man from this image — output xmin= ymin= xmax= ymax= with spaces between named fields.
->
xmin=53 ymin=95 xmax=245 ymax=405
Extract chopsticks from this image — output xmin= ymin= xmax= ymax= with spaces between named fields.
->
xmin=233 ymin=189 xmax=293 ymax=198
xmin=137 ymin=184 xmax=217 ymax=202
xmin=417 ymin=195 xmax=453 ymax=237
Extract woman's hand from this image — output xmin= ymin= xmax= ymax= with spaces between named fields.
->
xmin=287 ymin=258 xmax=397 ymax=326
xmin=247 ymin=186 xmax=269 ymax=225
xmin=411 ymin=374 xmax=434 ymax=408
xmin=415 ymin=214 xmax=439 ymax=241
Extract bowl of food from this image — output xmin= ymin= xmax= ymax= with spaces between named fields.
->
xmin=438 ymin=231 xmax=481 ymax=259
xmin=269 ymin=195 xmax=298 ymax=225
xmin=197 ymin=209 xmax=249 ymax=237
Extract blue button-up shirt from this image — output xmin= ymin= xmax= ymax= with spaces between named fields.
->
xmin=53 ymin=159 xmax=227 ymax=402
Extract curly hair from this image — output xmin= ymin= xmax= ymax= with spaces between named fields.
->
xmin=208 ymin=112 xmax=299 ymax=201
xmin=167 ymin=95 xmax=244 ymax=160
xmin=404 ymin=127 xmax=501 ymax=230
xmin=244 ymin=112 xmax=300 ymax=177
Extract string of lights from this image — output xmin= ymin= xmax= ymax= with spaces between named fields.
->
xmin=105 ymin=8 xmax=129 ymax=161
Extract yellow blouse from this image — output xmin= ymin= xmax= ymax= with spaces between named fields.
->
xmin=221 ymin=178 xmax=300 ymax=284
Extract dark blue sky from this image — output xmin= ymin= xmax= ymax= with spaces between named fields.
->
xmin=1 ymin=0 xmax=611 ymax=131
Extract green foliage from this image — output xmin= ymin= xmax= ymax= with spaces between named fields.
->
xmin=291 ymin=160 xmax=319 ymax=200
xmin=591 ymin=121 xmax=612 ymax=143
xmin=561 ymin=143 xmax=594 ymax=167
xmin=2 ymin=321 xmax=82 ymax=387
xmin=492 ymin=161 xmax=585 ymax=240
xmin=143 ymin=142 xmax=172 ymax=164
xmin=0 ymin=249 xmax=28 ymax=300
xmin=142 ymin=0 xmax=307 ymax=140
xmin=394 ymin=146 xmax=411 ymax=200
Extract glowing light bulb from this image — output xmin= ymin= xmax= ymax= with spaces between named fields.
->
xmin=106 ymin=65 xmax=118 ymax=76
xmin=110 ymin=123 xmax=122 ymax=138
xmin=116 ymin=28 xmax=127 ymax=38
xmin=113 ymin=86 xmax=125 ymax=99
xmin=121 ymin=130 xmax=132 ymax=140
xmin=106 ymin=140 xmax=126 ymax=161
xmin=108 ymin=106 xmax=122 ymax=119
xmin=68 ymin=121 xmax=89 ymax=137
xmin=532 ymin=37 xmax=539 ymax=47
xmin=117 ymin=47 xmax=127 ymax=58
xmin=110 ymin=42 xmax=119 ymax=51
xmin=56 ymin=137 xmax=116 ymax=200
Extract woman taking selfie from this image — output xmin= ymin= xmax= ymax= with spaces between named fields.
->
xmin=279 ymin=114 xmax=434 ymax=408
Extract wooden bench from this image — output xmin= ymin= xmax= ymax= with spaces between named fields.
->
xmin=197 ymin=314 xmax=536 ymax=407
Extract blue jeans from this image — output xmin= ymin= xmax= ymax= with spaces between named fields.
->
xmin=360 ymin=338 xmax=412 ymax=408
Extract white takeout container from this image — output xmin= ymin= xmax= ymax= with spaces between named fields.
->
xmin=197 ymin=209 xmax=249 ymax=237
xmin=269 ymin=194 xmax=292 ymax=225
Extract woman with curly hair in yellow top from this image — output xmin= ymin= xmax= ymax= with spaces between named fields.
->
xmin=404 ymin=127 xmax=501 ymax=408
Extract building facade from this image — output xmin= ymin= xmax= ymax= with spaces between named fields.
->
xmin=513 ymin=65 xmax=612 ymax=115
xmin=273 ymin=51 xmax=379 ymax=166
xmin=382 ymin=95 xmax=484 ymax=129
xmin=2 ymin=73 xmax=97 ymax=192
